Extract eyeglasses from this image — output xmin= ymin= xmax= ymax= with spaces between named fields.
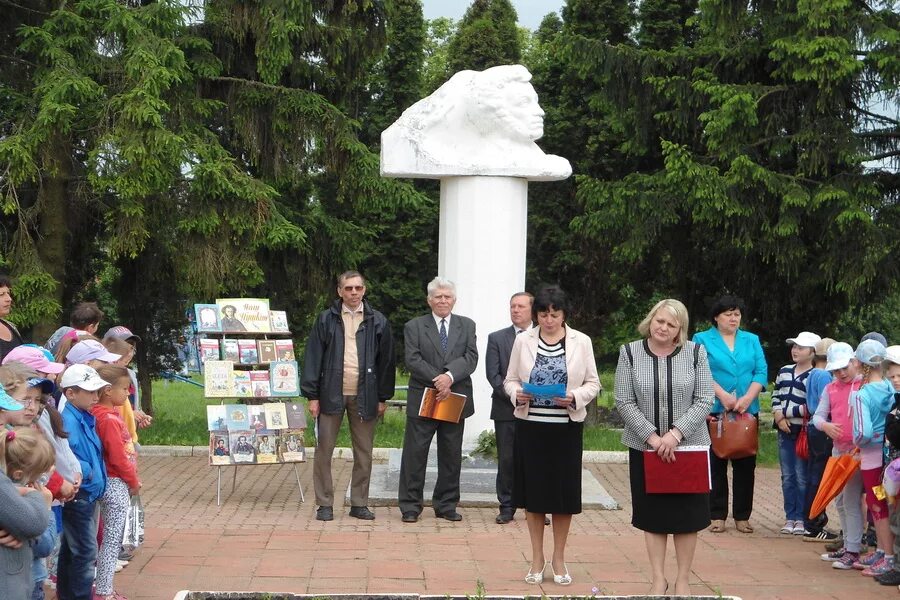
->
xmin=343 ymin=286 xmax=365 ymax=292
xmin=20 ymin=399 xmax=37 ymax=408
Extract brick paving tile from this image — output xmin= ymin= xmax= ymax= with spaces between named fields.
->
xmin=96 ymin=455 xmax=894 ymax=600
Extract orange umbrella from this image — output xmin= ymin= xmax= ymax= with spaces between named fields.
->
xmin=809 ymin=451 xmax=861 ymax=519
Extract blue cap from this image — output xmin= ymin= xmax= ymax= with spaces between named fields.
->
xmin=26 ymin=377 xmax=56 ymax=395
xmin=0 ymin=387 xmax=24 ymax=411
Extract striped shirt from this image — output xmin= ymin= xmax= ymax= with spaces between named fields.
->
xmin=527 ymin=336 xmax=569 ymax=423
xmin=771 ymin=364 xmax=811 ymax=424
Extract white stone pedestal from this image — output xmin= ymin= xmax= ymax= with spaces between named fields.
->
xmin=439 ymin=176 xmax=528 ymax=449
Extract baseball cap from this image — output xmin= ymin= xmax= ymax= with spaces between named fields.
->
xmin=786 ymin=331 xmax=821 ymax=348
xmin=815 ymin=337 xmax=836 ymax=357
xmin=2 ymin=345 xmax=66 ymax=374
xmin=825 ymin=342 xmax=855 ymax=371
xmin=883 ymin=345 xmax=900 ymax=367
xmin=103 ymin=325 xmax=141 ymax=343
xmin=66 ymin=339 xmax=121 ymax=365
xmin=59 ymin=364 xmax=109 ymax=391
xmin=861 ymin=331 xmax=888 ymax=347
xmin=0 ymin=387 xmax=24 ymax=411
xmin=856 ymin=339 xmax=887 ymax=367
xmin=25 ymin=377 xmax=56 ymax=395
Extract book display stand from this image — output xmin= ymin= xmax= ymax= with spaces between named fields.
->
xmin=193 ymin=300 xmax=307 ymax=506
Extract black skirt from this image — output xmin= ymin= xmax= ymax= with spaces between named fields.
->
xmin=629 ymin=448 xmax=711 ymax=533
xmin=513 ymin=419 xmax=583 ymax=514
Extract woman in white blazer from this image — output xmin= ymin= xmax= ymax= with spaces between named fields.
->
xmin=504 ymin=287 xmax=600 ymax=586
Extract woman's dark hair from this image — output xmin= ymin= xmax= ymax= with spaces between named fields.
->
xmin=532 ymin=286 xmax=570 ymax=321
xmin=0 ymin=275 xmax=11 ymax=289
xmin=709 ymin=295 xmax=746 ymax=323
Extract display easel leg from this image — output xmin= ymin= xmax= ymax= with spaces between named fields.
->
xmin=231 ymin=465 xmax=238 ymax=493
xmin=292 ymin=463 xmax=305 ymax=503
xmin=217 ymin=466 xmax=222 ymax=506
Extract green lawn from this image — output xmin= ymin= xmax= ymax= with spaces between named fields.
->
xmin=141 ymin=372 xmax=778 ymax=465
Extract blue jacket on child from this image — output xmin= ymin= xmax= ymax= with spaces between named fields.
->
xmin=61 ymin=403 xmax=107 ymax=502
xmin=853 ymin=379 xmax=895 ymax=448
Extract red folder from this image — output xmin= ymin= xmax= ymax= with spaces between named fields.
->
xmin=643 ymin=446 xmax=711 ymax=494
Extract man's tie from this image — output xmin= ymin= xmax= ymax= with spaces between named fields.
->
xmin=439 ymin=318 xmax=448 ymax=352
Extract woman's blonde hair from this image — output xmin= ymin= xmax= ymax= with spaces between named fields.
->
xmin=0 ymin=427 xmax=55 ymax=483
xmin=637 ymin=299 xmax=690 ymax=346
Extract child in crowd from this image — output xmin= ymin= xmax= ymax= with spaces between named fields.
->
xmin=0 ymin=427 xmax=53 ymax=600
xmin=28 ymin=375 xmax=81 ymax=592
xmin=815 ymin=342 xmax=866 ymax=568
xmin=2 ymin=346 xmax=65 ymax=383
xmin=102 ymin=329 xmax=151 ymax=431
xmin=802 ymin=338 xmax=839 ymax=542
xmin=57 ymin=340 xmax=120 ymax=414
xmin=853 ymin=340 xmax=894 ymax=577
xmin=772 ymin=331 xmax=820 ymax=535
xmin=69 ymin=302 xmax=104 ymax=339
xmin=58 ymin=364 xmax=109 ymax=600
xmin=851 ymin=339 xmax=895 ymax=575
xmin=877 ymin=346 xmax=900 ymax=585
xmin=92 ymin=365 xmax=141 ymax=600
xmin=101 ymin=338 xmax=140 ymax=443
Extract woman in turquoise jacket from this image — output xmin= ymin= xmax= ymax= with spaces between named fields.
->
xmin=692 ymin=295 xmax=767 ymax=534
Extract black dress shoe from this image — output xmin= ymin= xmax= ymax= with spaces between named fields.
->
xmin=496 ymin=512 xmax=513 ymax=524
xmin=435 ymin=510 xmax=463 ymax=522
xmin=401 ymin=511 xmax=419 ymax=523
xmin=349 ymin=506 xmax=375 ymax=520
xmin=315 ymin=506 xmax=334 ymax=521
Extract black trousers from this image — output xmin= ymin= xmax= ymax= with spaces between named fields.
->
xmin=397 ymin=416 xmax=465 ymax=515
xmin=493 ymin=420 xmax=516 ymax=515
xmin=709 ymin=452 xmax=756 ymax=521
xmin=803 ymin=426 xmax=833 ymax=530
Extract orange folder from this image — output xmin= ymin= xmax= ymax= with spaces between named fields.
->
xmin=418 ymin=387 xmax=466 ymax=423
xmin=643 ymin=446 xmax=711 ymax=494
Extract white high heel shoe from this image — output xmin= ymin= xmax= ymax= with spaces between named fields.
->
xmin=549 ymin=563 xmax=571 ymax=585
xmin=525 ymin=561 xmax=547 ymax=584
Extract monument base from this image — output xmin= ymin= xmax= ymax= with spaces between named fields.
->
xmin=355 ymin=448 xmax=619 ymax=510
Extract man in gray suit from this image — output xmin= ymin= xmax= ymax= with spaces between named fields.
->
xmin=398 ymin=277 xmax=478 ymax=523
xmin=485 ymin=292 xmax=533 ymax=524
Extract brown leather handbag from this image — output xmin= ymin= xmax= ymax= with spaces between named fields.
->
xmin=708 ymin=411 xmax=758 ymax=459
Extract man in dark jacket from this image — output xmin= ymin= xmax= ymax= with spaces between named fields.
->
xmin=301 ymin=271 xmax=395 ymax=521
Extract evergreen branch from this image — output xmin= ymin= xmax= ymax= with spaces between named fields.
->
xmin=0 ymin=54 xmax=37 ymax=68
xmin=851 ymin=103 xmax=899 ymax=125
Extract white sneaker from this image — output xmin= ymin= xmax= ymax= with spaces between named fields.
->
xmin=780 ymin=520 xmax=795 ymax=534
xmin=792 ymin=522 xmax=809 ymax=535
xmin=115 ymin=562 xmax=124 ymax=573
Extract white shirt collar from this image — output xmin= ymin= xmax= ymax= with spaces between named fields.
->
xmin=432 ymin=313 xmax=451 ymax=329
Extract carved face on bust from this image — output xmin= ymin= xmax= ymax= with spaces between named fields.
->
xmin=495 ymin=81 xmax=544 ymax=142
xmin=471 ymin=66 xmax=545 ymax=143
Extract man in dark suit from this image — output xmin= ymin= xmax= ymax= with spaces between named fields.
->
xmin=485 ymin=292 xmax=533 ymax=524
xmin=398 ymin=277 xmax=478 ymax=523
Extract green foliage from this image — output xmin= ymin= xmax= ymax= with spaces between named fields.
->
xmin=471 ymin=429 xmax=497 ymax=460
xmin=447 ymin=0 xmax=521 ymax=73
xmin=566 ymin=0 xmax=900 ymax=358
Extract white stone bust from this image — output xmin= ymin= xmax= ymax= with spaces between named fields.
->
xmin=380 ymin=64 xmax=572 ymax=181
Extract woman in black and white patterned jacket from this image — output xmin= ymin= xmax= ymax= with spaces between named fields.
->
xmin=614 ymin=298 xmax=713 ymax=597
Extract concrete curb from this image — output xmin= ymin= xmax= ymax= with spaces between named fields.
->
xmin=139 ymin=445 xmax=629 ymax=463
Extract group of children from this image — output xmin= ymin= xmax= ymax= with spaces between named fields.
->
xmin=772 ymin=331 xmax=900 ymax=587
xmin=0 ymin=301 xmax=148 ymax=600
